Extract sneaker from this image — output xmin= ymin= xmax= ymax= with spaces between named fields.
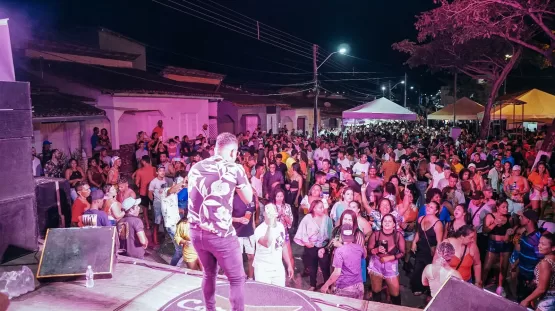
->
xmin=495 ymin=286 xmax=506 ymax=297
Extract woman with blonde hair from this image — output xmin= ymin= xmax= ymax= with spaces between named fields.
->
xmin=294 ymin=199 xmax=333 ymax=291
xmin=300 ymin=184 xmax=329 ymax=215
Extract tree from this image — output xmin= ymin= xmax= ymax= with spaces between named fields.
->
xmin=416 ymin=0 xmax=555 ymax=66
xmin=393 ymin=36 xmax=522 ymax=138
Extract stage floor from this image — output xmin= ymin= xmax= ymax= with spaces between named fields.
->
xmin=5 ymin=255 xmax=418 ymax=311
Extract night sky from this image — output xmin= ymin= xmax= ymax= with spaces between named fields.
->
xmin=2 ymin=0 xmax=553 ymax=100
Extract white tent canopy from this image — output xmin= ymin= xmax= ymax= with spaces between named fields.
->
xmin=342 ymin=97 xmax=417 ymax=121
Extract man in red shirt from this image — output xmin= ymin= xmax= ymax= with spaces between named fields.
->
xmin=152 ymin=120 xmax=165 ymax=138
xmin=71 ymin=182 xmax=91 ymax=226
xmin=134 ymin=155 xmax=155 ymax=229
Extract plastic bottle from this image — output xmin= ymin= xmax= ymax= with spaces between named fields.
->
xmin=85 ymin=266 xmax=94 ymax=288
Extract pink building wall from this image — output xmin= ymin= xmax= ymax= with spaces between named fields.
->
xmin=100 ymin=95 xmax=211 ymax=148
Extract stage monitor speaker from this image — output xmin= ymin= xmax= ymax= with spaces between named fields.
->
xmin=35 ymin=177 xmax=72 ymax=234
xmin=37 ymin=227 xmax=116 ymax=280
xmin=426 ymin=277 xmax=527 ymax=311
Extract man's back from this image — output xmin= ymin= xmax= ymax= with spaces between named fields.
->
xmin=117 ymin=215 xmax=145 ymax=259
xmin=187 ymin=156 xmax=249 ymax=237
xmin=135 ymin=165 xmax=155 ymax=196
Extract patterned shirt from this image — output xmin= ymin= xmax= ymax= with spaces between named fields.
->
xmin=44 ymin=160 xmax=64 ymax=178
xmin=187 ymin=155 xmax=250 ymax=237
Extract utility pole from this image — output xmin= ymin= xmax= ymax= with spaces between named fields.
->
xmin=388 ymin=80 xmax=392 ymax=100
xmin=313 ymin=44 xmax=319 ymax=139
xmin=453 ymin=72 xmax=458 ymax=125
xmin=404 ymin=72 xmax=407 ymax=107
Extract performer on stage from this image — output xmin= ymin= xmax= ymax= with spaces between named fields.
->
xmin=187 ymin=132 xmax=253 ymax=311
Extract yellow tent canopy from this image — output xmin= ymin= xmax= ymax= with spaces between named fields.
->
xmin=427 ymin=97 xmax=484 ymax=121
xmin=477 ymin=89 xmax=555 ymax=122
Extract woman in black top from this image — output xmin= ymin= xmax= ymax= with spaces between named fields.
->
xmin=410 ymin=201 xmax=444 ymax=295
xmin=482 ymin=199 xmax=516 ymax=296
xmin=65 ymin=158 xmax=85 ymax=200
xmin=368 ymin=214 xmax=405 ymax=305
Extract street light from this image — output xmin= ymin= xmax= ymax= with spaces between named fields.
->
xmin=410 ymin=86 xmax=414 ymax=90
xmin=381 ymin=86 xmax=386 ymax=97
xmin=313 ymin=44 xmax=348 ymax=138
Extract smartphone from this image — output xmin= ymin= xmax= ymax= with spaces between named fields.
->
xmin=244 ymin=211 xmax=252 ymax=220
xmin=402 ymin=159 xmax=406 ymax=165
xmin=380 ymin=240 xmax=389 ymax=253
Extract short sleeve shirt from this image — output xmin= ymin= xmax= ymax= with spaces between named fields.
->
xmin=187 ymin=155 xmax=250 ymax=237
xmin=117 ymin=215 xmax=145 ymax=259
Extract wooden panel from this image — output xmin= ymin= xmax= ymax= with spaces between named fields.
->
xmin=0 ymin=110 xmax=33 ymax=139
xmin=37 ymin=227 xmax=116 ymax=279
xmin=0 ymin=81 xmax=31 ymax=110
xmin=0 ymin=194 xmax=38 ymax=261
xmin=0 ymin=138 xmax=34 ymax=200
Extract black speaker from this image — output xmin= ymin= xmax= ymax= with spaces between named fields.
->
xmin=266 ymin=106 xmax=277 ymax=114
xmin=37 ymin=227 xmax=117 ymax=280
xmin=0 ymin=80 xmax=38 ymax=262
xmin=35 ymin=177 xmax=72 ymax=235
xmin=0 ymin=194 xmax=38 ymax=262
xmin=426 ymin=277 xmax=527 ymax=311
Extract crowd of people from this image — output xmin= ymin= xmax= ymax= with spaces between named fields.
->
xmin=33 ymin=119 xmax=555 ymax=310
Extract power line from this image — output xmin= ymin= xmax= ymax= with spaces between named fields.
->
xmin=202 ymin=0 xmax=314 ymax=47
xmin=178 ymin=0 xmax=315 ymax=55
xmin=153 ymin=0 xmax=314 ymax=60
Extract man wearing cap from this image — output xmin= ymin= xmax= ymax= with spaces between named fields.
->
xmin=118 ymin=197 xmax=148 ymax=259
xmin=253 ymin=204 xmax=293 ymax=287
xmin=320 ymin=224 xmax=365 ymax=299
xmin=503 ymin=165 xmax=529 ymax=215
xmin=79 ymin=190 xmax=110 ymax=227
xmin=187 ymin=132 xmax=253 ymax=311
xmin=107 ymin=156 xmax=121 ymax=185
xmin=517 ymin=209 xmax=543 ymax=302
xmin=148 ymin=165 xmax=168 ymax=246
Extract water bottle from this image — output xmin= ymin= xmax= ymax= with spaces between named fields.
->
xmin=85 ymin=265 xmax=94 ymax=288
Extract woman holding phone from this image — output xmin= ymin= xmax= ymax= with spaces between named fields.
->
xmin=368 ymin=214 xmax=405 ymax=305
xmin=271 ymin=188 xmax=295 ymax=273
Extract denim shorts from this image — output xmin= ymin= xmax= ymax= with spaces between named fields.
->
xmin=368 ymin=255 xmax=399 ymax=279
xmin=537 ymin=292 xmax=555 ymax=311
xmin=153 ymin=201 xmax=162 ymax=225
xmin=488 ymin=239 xmax=513 ymax=253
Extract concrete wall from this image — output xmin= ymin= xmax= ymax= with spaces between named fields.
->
xmin=217 ymin=101 xmax=238 ymax=134
xmin=237 ymin=106 xmax=267 ymax=133
xmin=281 ymin=108 xmax=317 ymax=134
xmin=102 ymin=95 xmax=210 ymax=148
